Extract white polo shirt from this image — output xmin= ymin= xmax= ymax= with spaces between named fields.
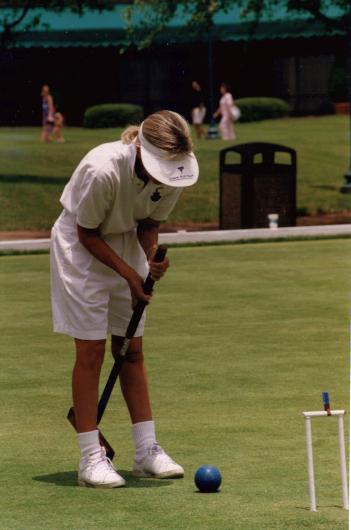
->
xmin=60 ymin=141 xmax=182 ymax=236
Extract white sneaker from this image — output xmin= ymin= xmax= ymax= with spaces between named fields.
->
xmin=78 ymin=448 xmax=126 ymax=488
xmin=133 ymin=443 xmax=184 ymax=479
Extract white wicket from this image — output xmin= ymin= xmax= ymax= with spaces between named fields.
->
xmin=302 ymin=410 xmax=349 ymax=512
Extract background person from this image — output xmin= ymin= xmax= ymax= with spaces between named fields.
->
xmin=52 ymin=109 xmax=65 ymax=143
xmin=191 ymin=80 xmax=203 ymax=107
xmin=191 ymin=102 xmax=207 ymax=139
xmin=191 ymin=80 xmax=206 ymax=138
xmin=40 ymin=84 xmax=54 ymax=142
xmin=213 ymin=82 xmax=236 ymax=140
xmin=50 ymin=110 xmax=199 ymax=488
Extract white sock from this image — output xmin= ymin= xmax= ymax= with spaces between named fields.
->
xmin=77 ymin=430 xmax=101 ymax=459
xmin=132 ymin=420 xmax=156 ymax=462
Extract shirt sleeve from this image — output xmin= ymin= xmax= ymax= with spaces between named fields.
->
xmin=76 ymin=167 xmax=114 ymax=229
xmin=150 ymin=188 xmax=183 ymax=222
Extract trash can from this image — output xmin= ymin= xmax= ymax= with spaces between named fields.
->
xmin=219 ymin=142 xmax=297 ymax=229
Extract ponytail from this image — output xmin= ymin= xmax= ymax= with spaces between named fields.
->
xmin=121 ymin=125 xmax=139 ymax=144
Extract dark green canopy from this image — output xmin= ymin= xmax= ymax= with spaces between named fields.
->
xmin=0 ymin=4 xmax=345 ymax=48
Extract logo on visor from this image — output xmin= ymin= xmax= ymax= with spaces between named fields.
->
xmin=150 ymin=187 xmax=162 ymax=202
xmin=170 ymin=165 xmax=194 ymax=182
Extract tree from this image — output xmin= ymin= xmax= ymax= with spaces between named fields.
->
xmin=125 ymin=0 xmax=351 ymax=170
xmin=2 ymin=1 xmax=347 ymax=49
xmin=124 ymin=1 xmax=233 ymax=48
xmin=124 ymin=0 xmax=348 ymax=121
xmin=0 ymin=0 xmax=115 ymax=47
xmin=287 ymin=0 xmax=349 ymax=30
xmin=123 ymin=1 xmax=244 ymax=132
xmin=123 ymin=0 xmax=349 ymax=48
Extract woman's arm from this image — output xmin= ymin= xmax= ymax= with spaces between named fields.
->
xmin=224 ymin=93 xmax=234 ymax=111
xmin=137 ymin=218 xmax=159 ymax=258
xmin=137 ymin=218 xmax=169 ymax=280
xmin=77 ymin=224 xmax=150 ymax=303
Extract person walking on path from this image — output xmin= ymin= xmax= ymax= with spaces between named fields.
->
xmin=213 ymin=82 xmax=236 ymax=140
xmin=40 ymin=84 xmax=54 ymax=142
xmin=50 ymin=110 xmax=199 ymax=488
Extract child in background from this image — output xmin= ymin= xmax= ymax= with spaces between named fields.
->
xmin=52 ymin=110 xmax=65 ymax=143
xmin=191 ymin=103 xmax=206 ymax=139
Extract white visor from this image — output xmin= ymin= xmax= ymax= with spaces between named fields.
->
xmin=138 ymin=122 xmax=199 ymax=188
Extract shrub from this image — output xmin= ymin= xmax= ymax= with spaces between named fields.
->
xmin=296 ymin=206 xmax=308 ymax=216
xmin=328 ymin=65 xmax=348 ymax=103
xmin=235 ymin=97 xmax=290 ymax=122
xmin=315 ymin=99 xmax=336 ymax=116
xmin=83 ymin=103 xmax=143 ymax=128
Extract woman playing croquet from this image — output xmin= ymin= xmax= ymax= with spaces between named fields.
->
xmin=50 ymin=110 xmax=199 ymax=488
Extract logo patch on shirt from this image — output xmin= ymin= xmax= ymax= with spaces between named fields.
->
xmin=150 ymin=187 xmax=162 ymax=202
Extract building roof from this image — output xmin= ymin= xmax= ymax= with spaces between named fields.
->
xmin=0 ymin=3 xmax=345 ymax=48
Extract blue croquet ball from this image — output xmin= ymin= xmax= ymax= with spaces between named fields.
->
xmin=194 ymin=465 xmax=222 ymax=493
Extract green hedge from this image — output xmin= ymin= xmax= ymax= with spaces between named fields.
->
xmin=235 ymin=97 xmax=290 ymax=122
xmin=83 ymin=103 xmax=144 ymax=128
xmin=328 ymin=65 xmax=348 ymax=103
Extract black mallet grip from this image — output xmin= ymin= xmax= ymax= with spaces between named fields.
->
xmin=125 ymin=244 xmax=167 ymax=340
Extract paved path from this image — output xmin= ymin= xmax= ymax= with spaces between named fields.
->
xmin=0 ymin=224 xmax=350 ymax=252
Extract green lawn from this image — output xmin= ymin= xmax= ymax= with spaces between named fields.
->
xmin=0 ymin=115 xmax=350 ymax=230
xmin=0 ymin=239 xmax=349 ymax=529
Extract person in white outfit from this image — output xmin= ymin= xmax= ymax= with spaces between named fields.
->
xmin=213 ymin=82 xmax=236 ymax=140
xmin=50 ymin=110 xmax=199 ymax=488
xmin=191 ymin=103 xmax=207 ymax=139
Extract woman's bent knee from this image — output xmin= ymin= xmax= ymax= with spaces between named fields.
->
xmin=111 ymin=336 xmax=143 ymax=363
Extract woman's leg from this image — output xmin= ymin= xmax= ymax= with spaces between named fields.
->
xmin=223 ymin=118 xmax=235 ymax=140
xmin=228 ymin=120 xmax=235 ymax=140
xmin=41 ymin=123 xmax=51 ymax=142
xmin=219 ymin=118 xmax=226 ymax=139
xmin=111 ymin=335 xmax=152 ymax=423
xmin=73 ymin=338 xmax=126 ymax=487
xmin=40 ymin=122 xmax=47 ymax=142
xmin=112 ymin=335 xmax=184 ymax=477
xmin=72 ymin=338 xmax=106 ymax=432
xmin=112 ymin=335 xmax=155 ymax=459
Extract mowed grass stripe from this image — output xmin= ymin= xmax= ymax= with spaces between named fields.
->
xmin=0 ymin=239 xmax=349 ymax=529
xmin=0 ymin=114 xmax=349 ymax=230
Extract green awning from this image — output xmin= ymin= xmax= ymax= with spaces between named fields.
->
xmin=0 ymin=3 xmax=345 ymax=48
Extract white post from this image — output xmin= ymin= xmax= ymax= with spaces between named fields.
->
xmin=302 ymin=410 xmax=348 ymax=512
xmin=337 ymin=415 xmax=349 ymax=510
xmin=305 ymin=415 xmax=317 ymax=512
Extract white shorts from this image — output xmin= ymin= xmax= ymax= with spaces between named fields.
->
xmin=50 ymin=211 xmax=149 ymax=340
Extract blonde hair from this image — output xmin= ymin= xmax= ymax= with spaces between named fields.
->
xmin=121 ymin=110 xmax=193 ymax=159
